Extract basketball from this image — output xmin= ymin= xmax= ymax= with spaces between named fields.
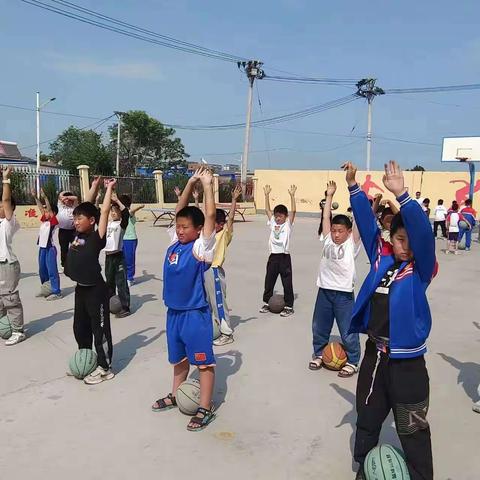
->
xmin=109 ymin=295 xmax=123 ymax=314
xmin=459 ymin=220 xmax=469 ymax=230
xmin=40 ymin=281 xmax=52 ymax=297
xmin=0 ymin=316 xmax=12 ymax=340
xmin=176 ymin=379 xmax=201 ymax=415
xmin=332 ymin=201 xmax=339 ymax=210
xmin=364 ymin=444 xmax=410 ymax=480
xmin=268 ymin=294 xmax=285 ymax=314
xmin=69 ymin=349 xmax=98 ymax=379
xmin=322 ymin=342 xmax=348 ymax=370
xmin=212 ymin=319 xmax=221 ymax=340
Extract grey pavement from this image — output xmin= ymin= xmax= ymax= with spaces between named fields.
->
xmin=1 ymin=216 xmax=478 ymax=479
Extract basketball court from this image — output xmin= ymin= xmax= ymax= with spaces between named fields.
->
xmin=0 ymin=218 xmax=478 ymax=479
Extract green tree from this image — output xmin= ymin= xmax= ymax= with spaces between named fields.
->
xmin=109 ymin=110 xmax=188 ymax=176
xmin=50 ymin=126 xmax=113 ymax=175
xmin=408 ymin=165 xmax=426 ymax=171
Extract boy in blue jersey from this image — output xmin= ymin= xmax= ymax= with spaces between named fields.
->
xmin=345 ymin=161 xmax=436 ymax=480
xmin=152 ymin=166 xmax=217 ymax=432
xmin=459 ymin=198 xmax=477 ymax=251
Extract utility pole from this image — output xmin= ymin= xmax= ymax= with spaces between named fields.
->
xmin=36 ymin=92 xmax=56 ymax=194
xmin=356 ymin=79 xmax=384 ymax=171
xmin=238 ymin=60 xmax=264 ymax=196
xmin=114 ymin=111 xmax=125 ymax=176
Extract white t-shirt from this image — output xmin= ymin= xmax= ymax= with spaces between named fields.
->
xmin=268 ymin=216 xmax=293 ymax=254
xmin=104 ymin=220 xmax=124 ymax=254
xmin=317 ymin=233 xmax=361 ymax=293
xmin=0 ymin=216 xmax=20 ymax=263
xmin=167 ymin=226 xmax=216 ymax=262
xmin=434 ymin=205 xmax=448 ymax=222
xmin=57 ymin=202 xmax=75 ymax=230
xmin=415 ymin=197 xmax=424 ymax=206
xmin=448 ymin=212 xmax=460 ymax=233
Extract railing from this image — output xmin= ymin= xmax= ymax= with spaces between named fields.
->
xmin=113 ymin=176 xmax=157 ymax=204
xmin=218 ymin=175 xmax=255 ymax=203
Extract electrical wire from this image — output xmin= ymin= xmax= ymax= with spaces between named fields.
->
xmin=0 ymin=102 xmax=105 ymax=120
xmin=263 ymin=74 xmax=358 ymax=86
xmin=20 ymin=0 xmax=247 ymax=63
xmin=384 ymin=84 xmax=480 ymax=94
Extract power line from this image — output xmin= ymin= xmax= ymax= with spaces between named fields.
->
xmin=0 ymin=102 xmax=105 ymax=120
xmin=263 ymin=74 xmax=358 ymax=86
xmin=384 ymin=83 xmax=480 ymax=94
xmin=20 ymin=0 xmax=247 ymax=63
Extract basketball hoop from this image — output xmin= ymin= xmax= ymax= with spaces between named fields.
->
xmin=456 ymin=157 xmax=470 ymax=162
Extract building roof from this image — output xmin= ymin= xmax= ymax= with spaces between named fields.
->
xmin=0 ymin=141 xmax=22 ymax=160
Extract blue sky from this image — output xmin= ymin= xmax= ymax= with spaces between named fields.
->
xmin=1 ymin=0 xmax=480 ymax=172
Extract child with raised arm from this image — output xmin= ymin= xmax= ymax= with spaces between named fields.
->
xmin=309 ymin=180 xmax=361 ymax=377
xmin=346 ymin=161 xmax=435 ymax=480
xmin=204 ymin=184 xmax=242 ymax=346
xmin=0 ymin=167 xmax=25 ymax=346
xmin=260 ymin=184 xmax=297 ymax=317
xmin=57 ymin=190 xmax=79 ymax=270
xmin=152 ymin=167 xmax=217 ymax=432
xmin=65 ymin=177 xmax=115 ymax=385
xmin=32 ymin=188 xmax=62 ymax=300
xmin=119 ymin=194 xmax=144 ymax=286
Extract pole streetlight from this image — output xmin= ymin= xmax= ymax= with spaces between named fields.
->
xmin=238 ymin=60 xmax=264 ymax=196
xmin=36 ymin=92 xmax=56 ymax=194
xmin=114 ymin=111 xmax=125 ymax=177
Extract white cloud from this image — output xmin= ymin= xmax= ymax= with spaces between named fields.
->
xmin=46 ymin=54 xmax=164 ymax=80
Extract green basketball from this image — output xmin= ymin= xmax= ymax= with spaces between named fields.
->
xmin=69 ymin=349 xmax=98 ymax=379
xmin=364 ymin=445 xmax=410 ymax=480
xmin=0 ymin=316 xmax=12 ymax=339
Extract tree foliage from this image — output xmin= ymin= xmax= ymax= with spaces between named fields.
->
xmin=109 ymin=110 xmax=188 ymax=176
xmin=407 ymin=165 xmax=426 ymax=171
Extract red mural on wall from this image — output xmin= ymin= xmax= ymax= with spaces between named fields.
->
xmin=360 ymin=174 xmax=384 ymax=200
xmin=449 ymin=179 xmax=480 ymax=205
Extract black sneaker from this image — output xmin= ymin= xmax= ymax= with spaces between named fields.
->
xmin=115 ymin=309 xmax=131 ymax=318
xmin=280 ymin=307 xmax=294 ymax=317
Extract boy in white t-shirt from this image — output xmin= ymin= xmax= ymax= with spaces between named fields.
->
xmin=0 ymin=167 xmax=25 ymax=345
xmin=433 ymin=199 xmax=448 ymax=239
xmin=446 ymin=202 xmax=469 ymax=255
xmin=32 ymin=188 xmax=62 ymax=300
xmin=309 ymin=180 xmax=361 ymax=377
xmin=260 ymin=184 xmax=297 ymax=317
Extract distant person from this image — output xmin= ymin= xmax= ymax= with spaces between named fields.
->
xmin=446 ymin=201 xmax=469 ymax=255
xmin=259 ymin=184 xmax=297 ymax=317
xmin=119 ymin=195 xmax=145 ymax=286
xmin=0 ymin=167 xmax=25 ymax=346
xmin=32 ymin=188 xmax=62 ymax=300
xmin=422 ymin=198 xmax=431 ymax=218
xmin=415 ymin=191 xmax=424 ymax=206
xmin=459 ymin=198 xmax=477 ymax=251
xmin=57 ymin=190 xmax=79 ymax=271
xmin=433 ymin=199 xmax=448 ymax=239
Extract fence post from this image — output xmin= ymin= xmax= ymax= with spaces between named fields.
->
xmin=213 ymin=174 xmax=220 ymax=204
xmin=153 ymin=170 xmax=164 ymax=206
xmin=252 ymin=177 xmax=258 ymax=208
xmin=77 ymin=165 xmax=90 ymax=201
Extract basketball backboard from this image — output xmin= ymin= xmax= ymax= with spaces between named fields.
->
xmin=441 ymin=136 xmax=480 ymax=162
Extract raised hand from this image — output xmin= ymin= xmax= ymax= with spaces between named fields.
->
xmin=382 ymin=160 xmax=405 ymax=197
xmin=198 ymin=167 xmax=213 ymax=186
xmin=264 ymin=185 xmax=272 ymax=196
xmin=190 ymin=166 xmax=206 ymax=183
xmin=174 ymin=186 xmax=181 ymax=197
xmin=105 ymin=178 xmax=117 ymax=189
xmin=288 ymin=185 xmax=297 ymax=197
xmin=374 ymin=193 xmax=383 ymax=202
xmin=326 ymin=180 xmax=337 ymax=197
xmin=232 ymin=184 xmax=242 ymax=201
xmin=2 ymin=166 xmax=13 ymax=179
xmin=342 ymin=162 xmax=358 ymax=187
xmin=192 ymin=187 xmax=200 ymax=200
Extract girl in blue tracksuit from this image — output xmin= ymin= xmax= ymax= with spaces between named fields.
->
xmin=345 ymin=161 xmax=436 ymax=480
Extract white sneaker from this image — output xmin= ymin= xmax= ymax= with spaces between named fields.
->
xmin=46 ymin=293 xmax=63 ymax=301
xmin=473 ymin=401 xmax=480 ymax=413
xmin=5 ymin=331 xmax=26 ymax=346
xmin=128 ymin=280 xmax=135 ymax=287
xmin=84 ymin=366 xmax=115 ymax=385
xmin=213 ymin=334 xmax=234 ymax=346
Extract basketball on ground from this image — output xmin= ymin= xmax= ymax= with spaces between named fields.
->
xmin=268 ymin=294 xmax=285 ymax=314
xmin=109 ymin=295 xmax=123 ymax=314
xmin=0 ymin=316 xmax=12 ymax=339
xmin=459 ymin=220 xmax=469 ymax=230
xmin=69 ymin=349 xmax=98 ymax=379
xmin=364 ymin=444 xmax=410 ymax=479
xmin=176 ymin=379 xmax=201 ymax=415
xmin=322 ymin=342 xmax=348 ymax=370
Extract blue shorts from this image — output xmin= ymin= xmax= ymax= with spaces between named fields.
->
xmin=166 ymin=306 xmax=215 ymax=367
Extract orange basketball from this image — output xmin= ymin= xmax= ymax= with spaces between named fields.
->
xmin=322 ymin=342 xmax=347 ymax=370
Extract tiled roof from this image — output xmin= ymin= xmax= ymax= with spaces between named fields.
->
xmin=0 ymin=141 xmax=21 ymax=160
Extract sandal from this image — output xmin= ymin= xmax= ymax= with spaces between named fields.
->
xmin=152 ymin=393 xmax=177 ymax=412
xmin=187 ymin=407 xmax=216 ymax=432
xmin=309 ymin=357 xmax=323 ymax=371
xmin=338 ymin=363 xmax=358 ymax=378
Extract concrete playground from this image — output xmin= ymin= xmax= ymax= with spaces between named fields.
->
xmin=1 ymin=216 xmax=478 ymax=479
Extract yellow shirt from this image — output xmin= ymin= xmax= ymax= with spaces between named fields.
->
xmin=212 ymin=227 xmax=233 ymax=268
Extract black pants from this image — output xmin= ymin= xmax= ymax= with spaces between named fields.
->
xmin=105 ymin=252 xmax=130 ymax=310
xmin=73 ymin=282 xmax=112 ymax=369
xmin=58 ymin=228 xmax=76 ymax=267
xmin=433 ymin=221 xmax=446 ymax=238
xmin=263 ymin=253 xmax=294 ymax=307
xmin=354 ymin=340 xmax=433 ymax=480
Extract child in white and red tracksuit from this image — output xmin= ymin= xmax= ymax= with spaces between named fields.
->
xmin=345 ymin=161 xmax=436 ymax=480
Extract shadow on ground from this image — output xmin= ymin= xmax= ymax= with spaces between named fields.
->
xmin=230 ymin=315 xmax=257 ymax=329
xmin=26 ymin=308 xmax=73 ymax=336
xmin=114 ymin=327 xmax=166 ymax=373
xmin=131 ymin=294 xmax=158 ymax=312
xmin=135 ymin=269 xmax=162 ymax=285
xmin=438 ymin=352 xmax=480 ymax=402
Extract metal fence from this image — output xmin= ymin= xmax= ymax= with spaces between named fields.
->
xmin=113 ymin=176 xmax=157 ymax=204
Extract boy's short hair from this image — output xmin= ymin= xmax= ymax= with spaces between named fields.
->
xmin=390 ymin=213 xmax=405 ymax=237
xmin=176 ymin=206 xmax=205 ymax=228
xmin=73 ymin=202 xmax=100 ymax=223
xmin=452 ymin=201 xmax=459 ymax=211
xmin=381 ymin=207 xmax=394 ymax=221
xmin=111 ymin=204 xmax=121 ymax=214
xmin=273 ymin=204 xmax=288 ymax=216
xmin=119 ymin=194 xmax=132 ymax=208
xmin=465 ymin=198 xmax=472 ymax=206
xmin=215 ymin=208 xmax=227 ymax=224
xmin=50 ymin=203 xmax=59 ymax=215
xmin=331 ymin=214 xmax=352 ymax=229
xmin=423 ymin=198 xmax=430 ymax=205
xmin=438 ymin=199 xmax=444 ymax=205
xmin=63 ymin=191 xmax=73 ymax=197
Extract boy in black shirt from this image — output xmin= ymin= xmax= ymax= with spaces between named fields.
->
xmin=65 ymin=177 xmax=116 ymax=385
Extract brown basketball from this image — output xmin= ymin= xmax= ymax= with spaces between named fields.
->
xmin=322 ymin=342 xmax=348 ymax=370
